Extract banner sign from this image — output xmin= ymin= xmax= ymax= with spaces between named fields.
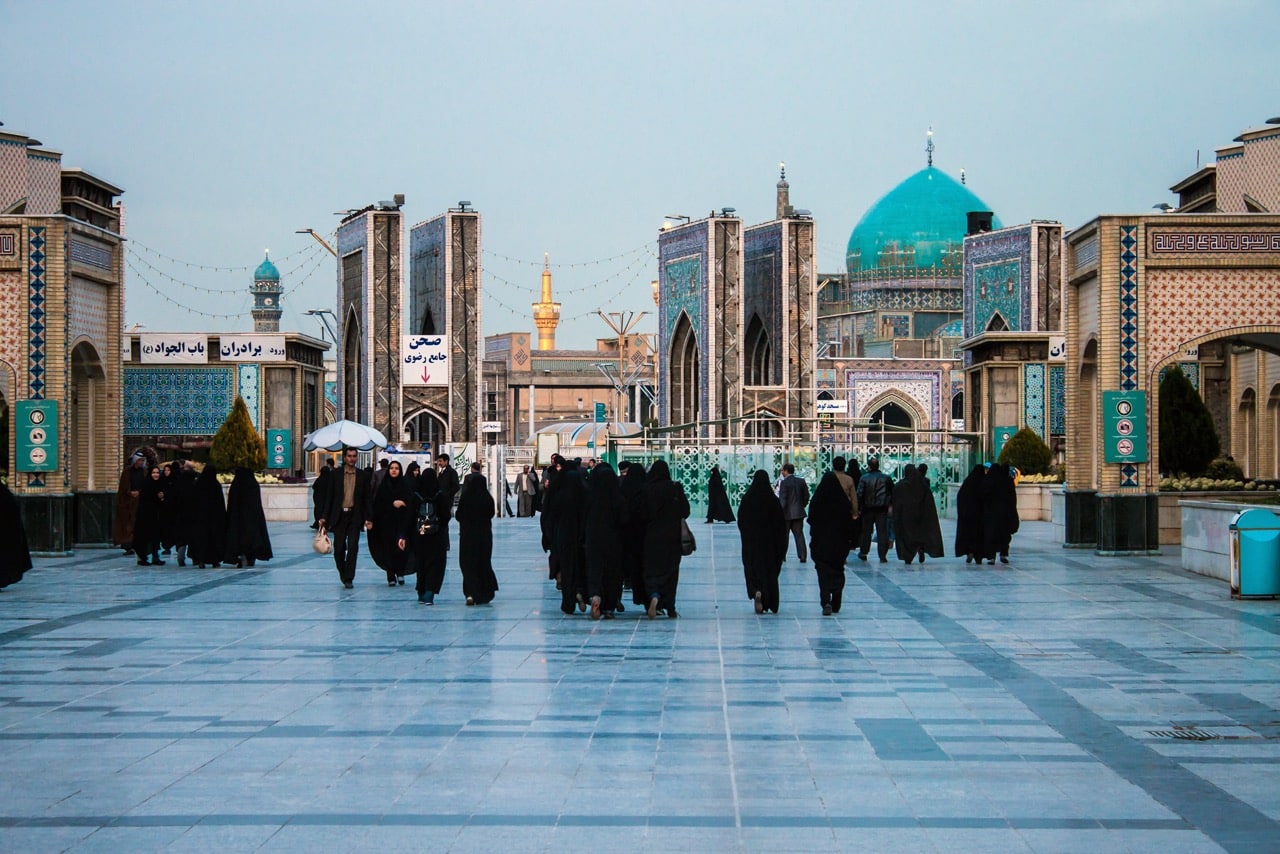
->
xmin=1103 ymin=391 xmax=1149 ymax=464
xmin=267 ymin=428 xmax=292 ymax=469
xmin=16 ymin=400 xmax=58 ymax=473
xmin=220 ymin=334 xmax=286 ymax=362
xmin=992 ymin=425 xmax=1017 ymax=462
xmin=402 ymin=336 xmax=449 ymax=386
xmin=140 ymin=334 xmax=208 ymax=364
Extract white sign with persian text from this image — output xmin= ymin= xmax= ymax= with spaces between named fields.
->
xmin=219 ymin=334 xmax=286 ymax=362
xmin=140 ymin=334 xmax=208 ymax=364
xmin=402 ymin=336 xmax=449 ymax=386
xmin=1049 ymin=336 xmax=1066 ymax=361
xmin=815 ymin=400 xmax=848 ymax=415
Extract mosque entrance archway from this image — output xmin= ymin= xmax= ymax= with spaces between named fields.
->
xmin=867 ymin=401 xmax=915 ymax=447
xmin=404 ymin=407 xmax=448 ymax=452
xmin=69 ymin=341 xmax=106 ymax=490
xmin=342 ymin=309 xmax=362 ymax=422
xmin=670 ymin=313 xmax=699 ymax=432
xmin=745 ymin=314 xmax=772 ymax=385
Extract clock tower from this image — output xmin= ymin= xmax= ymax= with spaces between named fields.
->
xmin=251 ymin=252 xmax=283 ymax=332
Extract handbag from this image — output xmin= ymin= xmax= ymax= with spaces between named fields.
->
xmin=680 ymin=518 xmax=697 ymax=556
xmin=313 ymin=524 xmax=333 ymax=555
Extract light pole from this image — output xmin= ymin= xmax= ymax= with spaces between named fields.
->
xmin=304 ymin=308 xmax=337 ymax=344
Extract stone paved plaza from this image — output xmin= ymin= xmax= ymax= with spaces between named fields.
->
xmin=3 ymin=514 xmax=1280 ymax=852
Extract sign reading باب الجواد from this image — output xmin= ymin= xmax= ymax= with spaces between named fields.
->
xmin=268 ymin=429 xmax=292 ymax=470
xmin=16 ymin=400 xmax=58 ymax=473
xmin=1103 ymin=391 xmax=1149 ymax=464
xmin=402 ymin=336 xmax=449 ymax=386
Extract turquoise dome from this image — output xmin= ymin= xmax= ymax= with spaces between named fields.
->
xmin=846 ymin=166 xmax=999 ymax=275
xmin=254 ymin=254 xmax=280 ymax=282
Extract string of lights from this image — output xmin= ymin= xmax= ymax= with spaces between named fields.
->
xmin=125 ymin=241 xmax=332 ymax=320
xmin=482 ymin=247 xmax=654 ymax=297
xmin=484 ymin=239 xmax=655 ymax=269
xmin=128 ymin=238 xmax=326 ymax=272
xmin=124 ymin=242 xmax=326 ymax=295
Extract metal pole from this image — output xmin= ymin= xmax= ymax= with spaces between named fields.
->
xmin=528 ymin=383 xmax=535 ymax=446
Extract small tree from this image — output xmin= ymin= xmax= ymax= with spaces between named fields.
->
xmin=209 ymin=396 xmax=266 ymax=472
xmin=1158 ymin=366 xmax=1219 ymax=476
xmin=998 ymin=427 xmax=1052 ymax=475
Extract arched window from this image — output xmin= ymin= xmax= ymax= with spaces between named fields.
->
xmin=868 ymin=401 xmax=914 ymax=446
xmin=744 ymin=313 xmax=771 ymax=386
xmin=670 ymin=313 xmax=699 ymax=428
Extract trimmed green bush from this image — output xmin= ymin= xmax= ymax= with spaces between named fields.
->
xmin=997 ymin=427 xmax=1053 ymax=475
xmin=209 ymin=396 xmax=266 ymax=472
xmin=1205 ymin=457 xmax=1244 ymax=482
xmin=1158 ymin=366 xmax=1219 ymax=476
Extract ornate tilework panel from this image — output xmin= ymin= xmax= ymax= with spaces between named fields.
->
xmin=238 ymin=364 xmax=259 ymax=428
xmin=1049 ymin=364 xmax=1065 ymax=434
xmin=124 ymin=367 xmax=236 ymax=435
xmin=0 ymin=269 xmax=23 ymax=371
xmin=70 ymin=238 xmax=112 ymax=270
xmin=963 ymin=226 xmax=1031 ymax=337
xmin=409 ymin=216 xmax=447 ymax=337
xmin=744 ymin=223 xmax=783 ymax=381
xmin=0 ymin=139 xmax=27 ymax=212
xmin=26 ymin=155 xmax=61 ymax=215
xmin=27 ymin=226 xmax=46 ymax=399
xmin=69 ymin=278 xmax=110 ymax=346
xmin=845 ymin=370 xmax=941 ymax=427
xmin=1146 ymin=268 xmax=1280 ymax=367
xmin=972 ymin=260 xmax=1022 ymax=333
xmin=886 ymin=314 xmax=911 ymax=337
xmin=1118 ymin=226 xmax=1139 ymax=391
xmin=657 ymin=222 xmax=710 ymax=425
xmin=1120 ymin=463 xmax=1138 ymax=488
xmin=1024 ymin=363 xmax=1045 ymax=439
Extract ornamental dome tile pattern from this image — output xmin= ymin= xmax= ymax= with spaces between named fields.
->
xmin=254 ymin=254 xmax=281 ymax=282
xmin=846 ymin=166 xmax=1000 ymax=276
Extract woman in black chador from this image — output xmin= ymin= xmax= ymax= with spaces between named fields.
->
xmin=954 ymin=464 xmax=987 ymax=564
xmin=981 ymin=463 xmax=1020 ymax=564
xmin=636 ymin=459 xmax=690 ymax=619
xmin=168 ymin=462 xmax=200 ymax=567
xmin=412 ymin=465 xmax=448 ymax=604
xmin=807 ymin=472 xmax=854 ymax=616
xmin=454 ymin=473 xmax=499 ymax=605
xmin=0 ymin=482 xmax=33 ymax=589
xmin=187 ymin=464 xmax=227 ymax=568
xmin=311 ymin=463 xmax=333 ymax=530
xmin=737 ymin=469 xmax=787 ymax=614
xmin=371 ymin=460 xmax=414 ymax=586
xmin=133 ymin=465 xmax=167 ymax=566
xmin=892 ymin=464 xmax=944 ymax=565
xmin=618 ymin=461 xmax=647 ymax=605
xmin=552 ymin=460 xmax=588 ymax=614
xmin=584 ymin=461 xmax=629 ymax=620
xmin=224 ymin=467 xmax=273 ymax=568
xmin=705 ymin=465 xmax=735 ymax=524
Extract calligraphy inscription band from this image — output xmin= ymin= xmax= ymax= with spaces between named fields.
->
xmin=1150 ymin=231 xmax=1280 ymax=254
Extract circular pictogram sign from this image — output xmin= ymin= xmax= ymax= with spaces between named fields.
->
xmin=1117 ymin=438 xmax=1134 ymax=456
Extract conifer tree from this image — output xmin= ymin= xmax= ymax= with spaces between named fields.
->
xmin=1158 ymin=365 xmax=1219 ymax=476
xmin=997 ymin=426 xmax=1053 ymax=475
xmin=210 ymin=396 xmax=266 ymax=472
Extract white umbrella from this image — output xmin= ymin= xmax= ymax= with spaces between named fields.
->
xmin=303 ymin=420 xmax=389 ymax=452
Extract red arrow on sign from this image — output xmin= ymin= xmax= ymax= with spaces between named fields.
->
xmin=421 ymin=368 xmax=431 ymax=383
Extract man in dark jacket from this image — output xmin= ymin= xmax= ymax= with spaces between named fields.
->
xmin=777 ymin=463 xmax=809 ymax=563
xmin=855 ymin=457 xmax=894 ymax=562
xmin=317 ymin=446 xmax=374 ymax=588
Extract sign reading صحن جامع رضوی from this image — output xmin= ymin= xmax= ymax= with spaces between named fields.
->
xmin=402 ymin=336 xmax=449 ymax=386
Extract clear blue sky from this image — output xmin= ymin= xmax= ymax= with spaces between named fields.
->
xmin=3 ymin=0 xmax=1276 ymax=348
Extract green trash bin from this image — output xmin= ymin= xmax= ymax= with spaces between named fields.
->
xmin=1229 ymin=508 xmax=1280 ymax=598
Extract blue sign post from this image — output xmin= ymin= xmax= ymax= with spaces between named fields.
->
xmin=16 ymin=400 xmax=58 ymax=473
xmin=268 ymin=429 xmax=293 ymax=471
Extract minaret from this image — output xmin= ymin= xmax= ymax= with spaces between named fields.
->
xmin=532 ymin=252 xmax=561 ymax=350
xmin=776 ymin=161 xmax=790 ymax=219
xmin=251 ymin=251 xmax=282 ymax=333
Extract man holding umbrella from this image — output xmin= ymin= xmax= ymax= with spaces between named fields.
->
xmin=317 ymin=446 xmax=374 ymax=588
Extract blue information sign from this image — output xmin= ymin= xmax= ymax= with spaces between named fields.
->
xmin=16 ymin=400 xmax=59 ymax=473
xmin=268 ymin=428 xmax=293 ymax=470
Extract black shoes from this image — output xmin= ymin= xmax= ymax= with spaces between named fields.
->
xmin=822 ymin=604 xmax=833 ymax=616
xmin=343 ymin=581 xmax=354 ymax=589
xmin=754 ymin=591 xmax=764 ymax=615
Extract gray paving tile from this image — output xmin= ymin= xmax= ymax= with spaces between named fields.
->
xmin=1 ymin=516 xmax=1277 ymax=851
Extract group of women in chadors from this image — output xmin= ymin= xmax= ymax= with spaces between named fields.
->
xmin=540 ymin=455 xmax=690 ymax=621
xmin=112 ymin=451 xmax=264 ymax=569
xmin=954 ymin=462 xmax=1021 ymax=564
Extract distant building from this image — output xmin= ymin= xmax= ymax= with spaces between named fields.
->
xmin=251 ymin=253 xmax=283 ymax=332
